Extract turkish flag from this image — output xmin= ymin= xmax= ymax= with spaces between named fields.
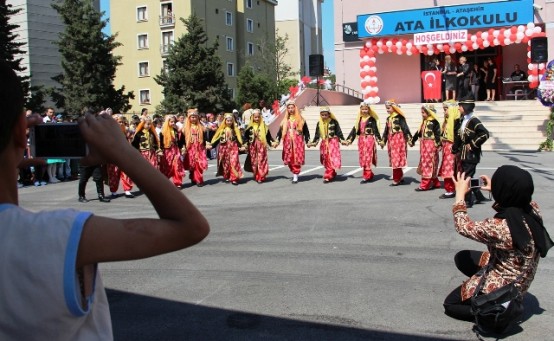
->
xmin=421 ymin=71 xmax=442 ymax=100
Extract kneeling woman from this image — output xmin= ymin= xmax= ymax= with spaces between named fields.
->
xmin=207 ymin=113 xmax=244 ymax=185
xmin=444 ymin=166 xmax=553 ymax=328
xmin=308 ymin=107 xmax=347 ymax=183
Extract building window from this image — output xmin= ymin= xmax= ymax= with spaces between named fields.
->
xmin=160 ymin=2 xmax=174 ymax=26
xmin=246 ymin=19 xmax=254 ymax=33
xmin=139 ymin=89 xmax=151 ymax=104
xmin=226 ymin=37 xmax=234 ymax=51
xmin=227 ymin=63 xmax=235 ymax=77
xmin=161 ymin=31 xmax=174 ymax=55
xmin=246 ymin=0 xmax=253 ymax=8
xmin=162 ymin=59 xmax=169 ymax=73
xmin=226 ymin=11 xmax=232 ymax=26
xmin=138 ymin=62 xmax=149 ymax=77
xmin=247 ymin=42 xmax=254 ymax=56
xmin=137 ymin=6 xmax=147 ymax=21
xmin=138 ymin=34 xmax=148 ymax=49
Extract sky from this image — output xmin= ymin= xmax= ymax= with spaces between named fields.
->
xmin=100 ymin=0 xmax=335 ymax=73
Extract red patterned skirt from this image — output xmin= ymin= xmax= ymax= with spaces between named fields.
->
xmin=387 ymin=133 xmax=407 ymax=169
xmin=320 ymin=137 xmax=342 ymax=170
xmin=417 ymin=139 xmax=439 ymax=179
xmin=140 ymin=149 xmax=158 ymax=169
xmin=217 ymin=142 xmax=243 ymax=182
xmin=282 ymin=134 xmax=305 ymax=166
xmin=358 ymin=135 xmax=377 ymax=168
xmin=161 ymin=145 xmax=185 ymax=186
xmin=184 ymin=142 xmax=208 ymax=184
xmin=439 ymin=141 xmax=459 ymax=178
xmin=248 ymin=140 xmax=269 ymax=181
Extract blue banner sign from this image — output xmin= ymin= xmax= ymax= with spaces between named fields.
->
xmin=357 ymin=0 xmax=534 ymax=39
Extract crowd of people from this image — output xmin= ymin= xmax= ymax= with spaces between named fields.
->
xmin=3 ymin=58 xmax=553 ymax=338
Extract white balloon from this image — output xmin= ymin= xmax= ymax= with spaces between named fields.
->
xmin=369 ymin=57 xmax=376 ymax=63
xmin=363 ymin=55 xmax=370 ymax=62
xmin=449 ymin=47 xmax=456 ymax=54
xmin=427 ymin=44 xmax=433 ymax=49
xmin=483 ymin=40 xmax=491 ymax=48
xmin=528 ymin=75 xmax=536 ymax=82
xmin=365 ymin=41 xmax=372 ymax=48
xmin=471 ymin=35 xmax=477 ymax=42
xmin=472 ymin=42 xmax=479 ymax=50
xmin=406 ymin=50 xmax=413 ymax=56
xmin=527 ymin=22 xmax=535 ymax=29
xmin=368 ymin=97 xmax=375 ymax=104
xmin=396 ymin=41 xmax=402 ymax=48
xmin=376 ymin=41 xmax=383 ymax=47
xmin=373 ymin=87 xmax=379 ymax=93
xmin=436 ymin=43 xmax=444 ymax=50
xmin=378 ymin=49 xmax=384 ymax=54
xmin=539 ymin=63 xmax=545 ymax=70
xmin=386 ymin=41 xmax=393 ymax=47
xmin=518 ymin=25 xmax=525 ymax=32
xmin=493 ymin=30 xmax=500 ymax=37
xmin=528 ymin=63 xmax=535 ymax=70
xmin=462 ymin=45 xmax=468 ymax=52
xmin=406 ymin=42 xmax=413 ymax=49
xmin=370 ymin=66 xmax=377 ymax=72
xmin=363 ymin=65 xmax=370 ymax=71
xmin=534 ymin=26 xmax=542 ymax=33
xmin=525 ymin=29 xmax=534 ymax=37
xmin=362 ymin=88 xmax=369 ymax=95
xmin=372 ymin=76 xmax=378 ymax=83
xmin=364 ymin=75 xmax=371 ymax=82
xmin=492 ymin=39 xmax=499 ymax=46
xmin=374 ymin=96 xmax=381 ymax=104
xmin=503 ymin=30 xmax=511 ymax=38
xmin=481 ymin=32 xmax=488 ymax=40
xmin=527 ymin=51 xmax=531 ymax=58
xmin=504 ymin=38 xmax=511 ymax=45
xmin=516 ymin=32 xmax=524 ymax=40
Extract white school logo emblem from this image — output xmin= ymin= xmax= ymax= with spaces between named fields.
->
xmin=365 ymin=15 xmax=383 ymax=36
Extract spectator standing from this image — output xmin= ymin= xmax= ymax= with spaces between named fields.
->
xmin=469 ymin=64 xmax=482 ymax=101
xmin=484 ymin=57 xmax=497 ymax=101
xmin=443 ymin=55 xmax=458 ymax=100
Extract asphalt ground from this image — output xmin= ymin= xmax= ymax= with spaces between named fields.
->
xmin=18 ymin=150 xmax=554 ymax=340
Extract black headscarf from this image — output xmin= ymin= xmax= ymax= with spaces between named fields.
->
xmin=492 ymin=165 xmax=554 ymax=257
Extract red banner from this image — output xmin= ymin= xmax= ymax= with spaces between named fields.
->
xmin=421 ymin=71 xmax=442 ymax=100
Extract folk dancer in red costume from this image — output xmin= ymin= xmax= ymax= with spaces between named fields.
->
xmin=131 ymin=116 xmax=162 ymax=169
xmin=380 ymin=99 xmax=412 ymax=186
xmin=438 ymin=100 xmax=461 ymax=199
xmin=345 ymin=102 xmax=381 ymax=183
xmin=271 ymin=100 xmax=310 ymax=184
xmin=409 ymin=104 xmax=442 ymax=191
xmin=159 ymin=114 xmax=185 ymax=188
xmin=308 ymin=106 xmax=347 ymax=183
xmin=243 ymin=109 xmax=275 ymax=183
xmin=182 ymin=109 xmax=209 ymax=187
xmin=108 ymin=115 xmax=135 ymax=198
xmin=207 ymin=113 xmax=244 ymax=185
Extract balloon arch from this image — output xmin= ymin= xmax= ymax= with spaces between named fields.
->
xmin=359 ymin=22 xmax=547 ymax=104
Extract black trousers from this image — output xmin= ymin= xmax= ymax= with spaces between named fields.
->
xmin=443 ymin=250 xmax=485 ymax=321
xmin=78 ymin=165 xmax=104 ymax=197
xmin=461 ymin=162 xmax=487 ymax=204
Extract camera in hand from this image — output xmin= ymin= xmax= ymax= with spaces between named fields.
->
xmin=30 ymin=123 xmax=88 ymax=159
xmin=470 ymin=178 xmax=483 ymax=189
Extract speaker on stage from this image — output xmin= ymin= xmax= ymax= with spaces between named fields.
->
xmin=309 ymin=54 xmax=324 ymax=77
xmin=531 ymin=37 xmax=548 ymax=63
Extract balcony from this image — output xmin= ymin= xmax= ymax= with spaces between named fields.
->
xmin=159 ymin=14 xmax=175 ymax=27
xmin=160 ymin=43 xmax=172 ymax=56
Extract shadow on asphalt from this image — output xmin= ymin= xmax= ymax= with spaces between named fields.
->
xmin=107 ymin=288 xmax=454 ymax=340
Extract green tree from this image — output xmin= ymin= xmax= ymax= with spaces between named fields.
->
xmin=155 ymin=14 xmax=232 ymax=113
xmin=0 ymin=2 xmax=30 ymax=102
xmin=51 ymin=0 xmax=133 ymax=115
xmin=237 ymin=64 xmax=277 ymax=106
xmin=255 ymin=29 xmax=295 ymax=98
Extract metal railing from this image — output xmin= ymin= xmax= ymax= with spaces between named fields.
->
xmin=159 ymin=14 xmax=175 ymax=27
xmin=334 ymin=84 xmax=363 ymax=99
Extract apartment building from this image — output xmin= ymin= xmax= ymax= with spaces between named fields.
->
xmin=111 ymin=0 xmax=277 ymax=112
xmin=8 ymin=0 xmax=100 ymax=100
xmin=275 ymin=0 xmax=323 ymax=77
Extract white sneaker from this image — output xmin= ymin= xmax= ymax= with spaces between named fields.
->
xmin=34 ymin=181 xmax=40 ymax=187
xmin=40 ymin=181 xmax=47 ymax=186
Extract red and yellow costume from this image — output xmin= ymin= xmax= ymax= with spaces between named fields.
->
xmin=159 ymin=115 xmax=185 ymax=187
xmin=346 ymin=103 xmax=381 ymax=182
xmin=274 ymin=101 xmax=310 ymax=176
xmin=410 ymin=104 xmax=442 ymax=191
xmin=209 ymin=113 xmax=243 ymax=184
xmin=438 ymin=100 xmax=462 ymax=196
xmin=309 ymin=107 xmax=346 ymax=182
xmin=131 ymin=118 xmax=162 ymax=169
xmin=108 ymin=115 xmax=134 ymax=195
xmin=381 ymin=100 xmax=412 ymax=185
xmin=243 ymin=110 xmax=274 ymax=183
xmin=183 ymin=109 xmax=208 ymax=186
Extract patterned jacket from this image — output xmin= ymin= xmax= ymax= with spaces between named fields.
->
xmin=346 ymin=117 xmax=382 ymax=143
xmin=409 ymin=119 xmax=441 ymax=147
xmin=311 ymin=119 xmax=345 ymax=144
xmin=452 ymin=201 xmax=541 ymax=301
xmin=382 ymin=114 xmax=412 ymax=145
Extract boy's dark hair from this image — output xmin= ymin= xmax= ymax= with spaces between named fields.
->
xmin=0 ymin=61 xmax=25 ymax=153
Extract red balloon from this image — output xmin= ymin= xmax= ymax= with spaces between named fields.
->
xmin=401 ymin=39 xmax=408 ymax=46
xmin=454 ymin=42 xmax=462 ymax=49
xmin=443 ymin=44 xmax=450 ymax=51
xmin=411 ymin=46 xmax=419 ymax=54
xmin=401 ymin=46 xmax=408 ymax=53
xmin=372 ymin=45 xmax=379 ymax=52
xmin=369 ymin=91 xmax=377 ymax=97
xmin=360 ymin=49 xmax=367 ymax=57
xmin=476 ymin=31 xmax=482 ymax=38
xmin=510 ymin=34 xmax=516 ymax=42
xmin=360 ymin=61 xmax=367 ymax=68
xmin=522 ymin=36 xmax=530 ymax=44
xmin=527 ymin=58 xmax=532 ymax=64
xmin=488 ymin=28 xmax=494 ymax=35
xmin=476 ymin=38 xmax=483 ymax=46
xmin=488 ymin=35 xmax=494 ymax=42
xmin=369 ymin=80 xmax=377 ymax=86
xmin=391 ymin=46 xmax=397 ymax=53
xmin=421 ymin=46 xmax=428 ymax=54
xmin=368 ymin=70 xmax=376 ymax=77
xmin=529 ymin=81 xmax=539 ymax=89
xmin=510 ymin=26 xmax=517 ymax=34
